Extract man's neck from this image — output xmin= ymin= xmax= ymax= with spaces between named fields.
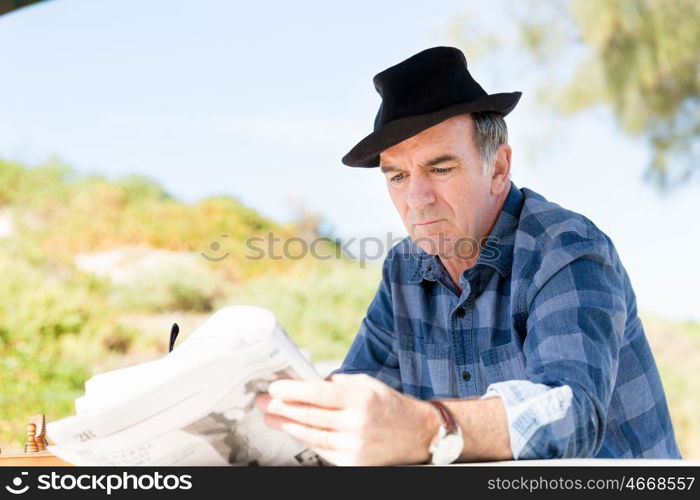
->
xmin=441 ymin=254 xmax=477 ymax=295
xmin=440 ymin=182 xmax=511 ymax=294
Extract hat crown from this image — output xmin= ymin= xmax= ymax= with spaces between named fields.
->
xmin=372 ymin=46 xmax=487 ymax=130
xmin=341 ymin=46 xmax=521 ymax=167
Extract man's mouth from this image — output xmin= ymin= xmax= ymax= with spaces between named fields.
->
xmin=415 ymin=218 xmax=443 ymax=226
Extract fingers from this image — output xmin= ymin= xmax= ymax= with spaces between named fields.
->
xmin=267 ymin=379 xmax=349 ymax=409
xmin=263 ymin=413 xmax=359 ymax=452
xmin=328 ymin=373 xmax=357 ymax=383
xmin=256 ymin=393 xmax=355 ymax=431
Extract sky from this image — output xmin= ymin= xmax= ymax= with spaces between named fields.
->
xmin=1 ymin=0 xmax=698 ymax=322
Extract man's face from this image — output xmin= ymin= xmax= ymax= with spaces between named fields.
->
xmin=379 ymin=114 xmax=509 ymax=261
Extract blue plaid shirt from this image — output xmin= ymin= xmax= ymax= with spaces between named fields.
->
xmin=334 ymin=182 xmax=681 ymax=459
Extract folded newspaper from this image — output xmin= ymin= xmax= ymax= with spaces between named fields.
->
xmin=47 ymin=305 xmax=328 ymax=466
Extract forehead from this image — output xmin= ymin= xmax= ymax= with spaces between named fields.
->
xmin=379 ymin=114 xmax=476 ymax=164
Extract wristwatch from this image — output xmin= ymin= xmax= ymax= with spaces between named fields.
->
xmin=427 ymin=400 xmax=464 ymax=465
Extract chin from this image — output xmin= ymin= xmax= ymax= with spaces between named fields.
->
xmin=411 ymin=234 xmax=442 ymax=256
xmin=411 ymin=228 xmax=464 ymax=256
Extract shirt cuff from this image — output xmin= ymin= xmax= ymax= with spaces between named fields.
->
xmin=480 ymin=380 xmax=574 ymax=459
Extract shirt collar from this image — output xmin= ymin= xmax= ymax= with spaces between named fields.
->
xmin=409 ymin=182 xmax=524 ymax=283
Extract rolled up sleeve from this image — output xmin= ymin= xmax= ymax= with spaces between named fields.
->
xmin=482 ymin=232 xmax=627 ymax=459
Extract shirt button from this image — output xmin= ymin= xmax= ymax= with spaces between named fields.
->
xmin=454 ymin=308 xmax=466 ymax=319
xmin=462 ymin=370 xmax=471 ymax=381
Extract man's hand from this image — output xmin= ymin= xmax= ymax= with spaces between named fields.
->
xmin=255 ymin=373 xmax=439 ymax=466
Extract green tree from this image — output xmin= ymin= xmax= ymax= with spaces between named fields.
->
xmin=454 ymin=0 xmax=700 ymax=189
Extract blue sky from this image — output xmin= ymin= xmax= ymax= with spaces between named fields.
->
xmin=1 ymin=0 xmax=698 ymax=322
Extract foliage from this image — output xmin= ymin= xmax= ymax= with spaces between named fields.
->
xmin=228 ymin=260 xmax=381 ymax=361
xmin=454 ymin=0 xmax=700 ymax=189
xmin=0 ymin=157 xmax=361 ymax=449
xmin=0 ymin=245 xmax=117 ymax=446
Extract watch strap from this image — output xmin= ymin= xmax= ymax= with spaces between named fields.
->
xmin=428 ymin=400 xmax=458 ymax=435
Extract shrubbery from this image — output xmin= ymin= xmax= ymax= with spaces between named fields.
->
xmin=0 ymin=158 xmax=372 ymax=449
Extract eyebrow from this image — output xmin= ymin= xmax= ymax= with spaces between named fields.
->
xmin=379 ymin=154 xmax=460 ymax=174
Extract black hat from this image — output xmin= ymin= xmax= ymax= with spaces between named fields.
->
xmin=342 ymin=46 xmax=521 ymax=167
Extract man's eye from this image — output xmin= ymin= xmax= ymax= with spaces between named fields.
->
xmin=390 ymin=173 xmax=405 ymax=183
xmin=433 ymin=167 xmax=454 ymax=175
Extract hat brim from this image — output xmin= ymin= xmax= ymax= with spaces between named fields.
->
xmin=341 ymin=92 xmax=522 ymax=168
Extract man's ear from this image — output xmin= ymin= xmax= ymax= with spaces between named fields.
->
xmin=490 ymin=144 xmax=512 ymax=195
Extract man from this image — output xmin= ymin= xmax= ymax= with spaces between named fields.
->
xmin=255 ymin=46 xmax=681 ymax=465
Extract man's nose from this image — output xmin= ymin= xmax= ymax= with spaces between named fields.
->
xmin=405 ymin=173 xmax=435 ymax=210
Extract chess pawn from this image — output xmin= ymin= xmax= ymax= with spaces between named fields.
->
xmin=25 ymin=423 xmax=39 ymax=453
xmin=30 ymin=414 xmax=48 ymax=451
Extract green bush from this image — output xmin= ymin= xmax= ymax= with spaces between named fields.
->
xmin=107 ymin=251 xmax=233 ymax=313
xmin=227 ymin=259 xmax=381 ymax=361
xmin=0 ymin=247 xmax=117 ymax=448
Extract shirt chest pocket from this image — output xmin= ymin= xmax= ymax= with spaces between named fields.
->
xmin=479 ymin=342 xmax=528 ymax=390
xmin=397 ymin=337 xmax=457 ymax=399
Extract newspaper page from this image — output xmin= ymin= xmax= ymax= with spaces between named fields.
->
xmin=47 ymin=305 xmax=327 ymax=466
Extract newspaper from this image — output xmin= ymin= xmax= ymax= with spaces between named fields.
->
xmin=47 ymin=305 xmax=327 ymax=466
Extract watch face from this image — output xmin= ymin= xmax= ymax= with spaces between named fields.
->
xmin=431 ymin=433 xmax=463 ymax=465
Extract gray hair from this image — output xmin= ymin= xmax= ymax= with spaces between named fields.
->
xmin=471 ymin=111 xmax=508 ymax=174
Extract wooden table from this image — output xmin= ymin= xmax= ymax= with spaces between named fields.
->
xmin=0 ymin=451 xmax=71 ymax=466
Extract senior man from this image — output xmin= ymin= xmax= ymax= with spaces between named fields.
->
xmin=256 ymin=46 xmax=681 ymax=465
